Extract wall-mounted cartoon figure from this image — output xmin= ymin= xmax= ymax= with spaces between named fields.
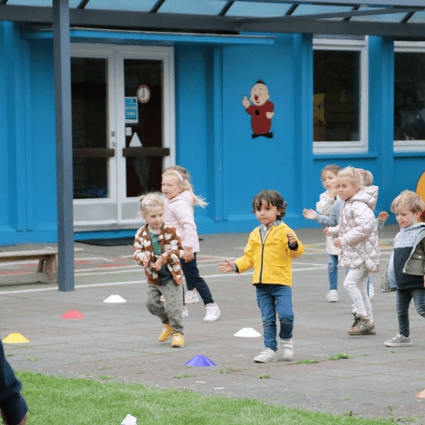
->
xmin=242 ymin=79 xmax=274 ymax=138
xmin=313 ymin=93 xmax=326 ymax=141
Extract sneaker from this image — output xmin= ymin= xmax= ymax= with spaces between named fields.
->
xmin=327 ymin=290 xmax=338 ymax=302
xmin=364 ymin=323 xmax=376 ymax=335
xmin=160 ymin=295 xmax=166 ymax=302
xmin=158 ymin=324 xmax=173 ymax=342
xmin=204 ymin=303 xmax=221 ymax=321
xmin=385 ymin=334 xmax=412 ymax=347
xmin=185 ymin=290 xmax=199 ymax=304
xmin=1 ymin=412 xmax=28 ymax=425
xmin=369 ymin=283 xmax=375 ymax=299
xmin=280 ymin=338 xmax=294 ymax=361
xmin=171 ymin=332 xmax=185 ymax=348
xmin=254 ymin=348 xmax=277 ymax=363
xmin=348 ymin=316 xmax=373 ymax=335
xmin=182 ymin=306 xmax=189 ymax=317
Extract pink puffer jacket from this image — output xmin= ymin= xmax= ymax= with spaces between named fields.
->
xmin=164 ymin=191 xmax=200 ymax=253
xmin=328 ymin=186 xmax=381 ymax=272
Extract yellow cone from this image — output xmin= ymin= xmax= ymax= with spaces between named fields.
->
xmin=2 ymin=333 xmax=29 ymax=343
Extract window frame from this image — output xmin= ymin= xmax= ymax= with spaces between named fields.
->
xmin=394 ymin=41 xmax=425 ymax=152
xmin=312 ymin=37 xmax=369 ymax=155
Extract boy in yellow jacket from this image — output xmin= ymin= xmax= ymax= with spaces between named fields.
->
xmin=218 ymin=190 xmax=304 ymax=363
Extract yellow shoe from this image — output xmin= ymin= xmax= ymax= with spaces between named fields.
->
xmin=158 ymin=324 xmax=173 ymax=342
xmin=171 ymin=332 xmax=184 ymax=348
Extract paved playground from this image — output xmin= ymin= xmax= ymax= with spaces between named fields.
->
xmin=1 ymin=225 xmax=425 ymax=422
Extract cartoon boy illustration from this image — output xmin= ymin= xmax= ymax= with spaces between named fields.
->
xmin=242 ymin=79 xmax=274 ymax=138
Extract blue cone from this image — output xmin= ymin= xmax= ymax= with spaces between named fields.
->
xmin=185 ymin=355 xmax=216 ymax=367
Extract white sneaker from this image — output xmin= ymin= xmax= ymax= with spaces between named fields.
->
xmin=254 ymin=348 xmax=277 ymax=363
xmin=203 ymin=303 xmax=221 ymax=321
xmin=352 ymin=304 xmax=357 ymax=314
xmin=185 ymin=290 xmax=199 ymax=304
xmin=280 ymin=339 xmax=294 ymax=361
xmin=369 ymin=283 xmax=375 ymax=299
xmin=182 ymin=306 xmax=189 ymax=317
xmin=327 ymin=290 xmax=338 ymax=302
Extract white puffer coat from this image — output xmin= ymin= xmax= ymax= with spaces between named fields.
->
xmin=328 ymin=185 xmax=381 ymax=272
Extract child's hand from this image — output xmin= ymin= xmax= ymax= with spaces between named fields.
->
xmin=328 ymin=185 xmax=338 ymax=199
xmin=334 ymin=239 xmax=342 ymax=248
xmin=218 ymin=259 xmax=234 ymax=273
xmin=287 ymin=233 xmax=296 ymax=245
xmin=324 ymin=228 xmax=330 ymax=237
xmin=142 ymin=257 xmax=149 ymax=267
xmin=303 ymin=209 xmax=317 ymax=220
xmin=183 ymin=247 xmax=194 ymax=263
xmin=152 ymin=256 xmax=164 ymax=271
xmin=378 ymin=211 xmax=389 ymax=223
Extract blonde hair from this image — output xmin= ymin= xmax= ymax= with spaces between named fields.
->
xmin=162 ymin=167 xmax=208 ymax=208
xmin=320 ymin=164 xmax=341 ymax=180
xmin=337 ymin=166 xmax=362 ymax=188
xmin=358 ymin=168 xmax=373 ymax=187
xmin=391 ymin=190 xmax=425 ymax=214
xmin=139 ymin=192 xmax=164 ymax=216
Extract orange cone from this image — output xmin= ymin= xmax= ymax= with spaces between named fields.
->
xmin=416 ymin=389 xmax=425 ymax=399
xmin=61 ymin=310 xmax=85 ymax=319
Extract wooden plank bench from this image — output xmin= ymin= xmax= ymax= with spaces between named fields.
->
xmin=0 ymin=248 xmax=83 ymax=286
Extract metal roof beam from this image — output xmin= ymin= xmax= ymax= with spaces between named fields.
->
xmin=238 ymin=7 xmax=422 ymax=24
xmin=219 ymin=1 xmax=234 ymax=16
xmin=343 ymin=6 xmax=359 ymax=22
xmin=151 ymin=0 xmax=166 ymax=13
xmin=229 ymin=0 xmax=425 ymax=8
xmin=77 ymin=0 xmax=90 ymax=9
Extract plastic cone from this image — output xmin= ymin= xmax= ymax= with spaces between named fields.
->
xmin=61 ymin=310 xmax=86 ymax=319
xmin=185 ymin=355 xmax=216 ymax=367
xmin=417 ymin=389 xmax=425 ymax=399
xmin=234 ymin=327 xmax=262 ymax=337
xmin=104 ymin=295 xmax=127 ymax=303
xmin=2 ymin=333 xmax=29 ymax=343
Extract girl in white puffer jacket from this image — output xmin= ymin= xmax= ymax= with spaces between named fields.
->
xmin=325 ymin=167 xmax=381 ymax=336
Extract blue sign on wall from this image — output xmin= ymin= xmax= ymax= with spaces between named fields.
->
xmin=125 ymin=97 xmax=138 ymax=124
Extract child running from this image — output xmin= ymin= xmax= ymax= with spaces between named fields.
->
xmin=384 ymin=190 xmax=425 ymax=347
xmin=303 ymin=164 xmax=340 ymax=302
xmin=162 ymin=167 xmax=221 ymax=322
xmin=324 ymin=166 xmax=381 ymax=335
xmin=133 ymin=193 xmax=185 ymax=348
xmin=218 ymin=190 xmax=304 ymax=363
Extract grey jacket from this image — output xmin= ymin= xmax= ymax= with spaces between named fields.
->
xmin=403 ymin=228 xmax=425 ymax=276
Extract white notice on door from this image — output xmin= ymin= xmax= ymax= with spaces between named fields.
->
xmin=129 ymin=132 xmax=143 ymax=147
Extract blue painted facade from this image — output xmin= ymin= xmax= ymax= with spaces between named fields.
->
xmin=1 ymin=21 xmax=425 ymax=245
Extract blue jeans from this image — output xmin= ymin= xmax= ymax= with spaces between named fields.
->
xmin=256 ymin=284 xmax=294 ymax=352
xmin=328 ymin=255 xmax=338 ymax=290
xmin=396 ymin=288 xmax=425 ymax=337
xmin=180 ymin=253 xmax=214 ymax=305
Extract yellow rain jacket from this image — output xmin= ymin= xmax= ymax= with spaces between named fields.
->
xmin=235 ymin=222 xmax=304 ymax=286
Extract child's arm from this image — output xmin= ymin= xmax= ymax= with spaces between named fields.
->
xmin=133 ymin=229 xmax=152 ymax=267
xmin=158 ymin=227 xmax=184 ymax=266
xmin=286 ymin=232 xmax=304 ymax=258
xmin=316 ymin=190 xmax=337 ymax=216
xmin=232 ymin=234 xmax=255 ymax=274
xmin=325 ymin=225 xmax=339 ymax=238
xmin=218 ymin=259 xmax=236 ymax=273
xmin=377 ymin=211 xmax=389 ymax=231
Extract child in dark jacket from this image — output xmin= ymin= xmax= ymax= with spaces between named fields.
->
xmin=384 ymin=190 xmax=425 ymax=347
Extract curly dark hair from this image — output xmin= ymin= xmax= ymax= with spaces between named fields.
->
xmin=252 ymin=190 xmax=287 ymax=219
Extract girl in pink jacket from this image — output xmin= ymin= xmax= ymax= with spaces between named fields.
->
xmin=161 ymin=167 xmax=221 ymax=322
xmin=325 ymin=167 xmax=381 ymax=336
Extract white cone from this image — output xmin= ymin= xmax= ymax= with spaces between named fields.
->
xmin=234 ymin=327 xmax=262 ymax=337
xmin=103 ymin=295 xmax=127 ymax=303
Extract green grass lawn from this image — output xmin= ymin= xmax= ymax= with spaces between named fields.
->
xmin=17 ymin=371 xmax=406 ymax=424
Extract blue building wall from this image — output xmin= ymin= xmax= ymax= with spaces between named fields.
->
xmin=1 ymin=21 xmax=425 ymax=245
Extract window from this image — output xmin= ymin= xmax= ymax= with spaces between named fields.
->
xmin=394 ymin=42 xmax=425 ymax=152
xmin=313 ymin=38 xmax=368 ymax=154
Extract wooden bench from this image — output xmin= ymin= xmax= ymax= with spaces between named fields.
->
xmin=0 ymin=248 xmax=83 ymax=285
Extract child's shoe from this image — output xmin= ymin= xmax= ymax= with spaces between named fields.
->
xmin=384 ymin=334 xmax=412 ymax=347
xmin=1 ymin=412 xmax=28 ymax=425
xmin=254 ymin=348 xmax=277 ymax=363
xmin=348 ymin=316 xmax=373 ymax=335
xmin=204 ymin=303 xmax=221 ymax=321
xmin=158 ymin=324 xmax=173 ymax=342
xmin=280 ymin=338 xmax=294 ymax=361
xmin=185 ymin=290 xmax=199 ymax=304
xmin=182 ymin=306 xmax=189 ymax=317
xmin=171 ymin=332 xmax=184 ymax=348
xmin=363 ymin=323 xmax=376 ymax=335
xmin=327 ymin=290 xmax=338 ymax=302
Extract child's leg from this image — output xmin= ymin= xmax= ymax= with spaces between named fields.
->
xmin=344 ymin=264 xmax=369 ymax=317
xmin=256 ymin=285 xmax=278 ymax=351
xmin=145 ymin=284 xmax=169 ymax=324
xmin=273 ymin=285 xmax=294 ymax=340
xmin=328 ymin=254 xmax=338 ymax=291
xmin=357 ymin=270 xmax=373 ymax=323
xmin=161 ymin=282 xmax=184 ymax=334
xmin=180 ymin=254 xmax=214 ymax=305
xmin=396 ymin=289 xmax=412 ymax=337
xmin=411 ymin=288 xmax=425 ymax=321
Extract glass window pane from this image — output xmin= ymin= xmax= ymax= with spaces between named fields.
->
xmin=159 ymin=0 xmax=224 ymax=15
xmin=71 ymin=58 xmax=109 ymax=199
xmin=313 ymin=50 xmax=361 ymax=142
xmin=394 ymin=53 xmax=425 ymax=141
xmin=226 ymin=2 xmax=292 ymax=17
xmin=85 ymin=0 xmax=157 ymax=12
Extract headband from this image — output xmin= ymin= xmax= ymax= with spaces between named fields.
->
xmin=168 ymin=170 xmax=184 ymax=183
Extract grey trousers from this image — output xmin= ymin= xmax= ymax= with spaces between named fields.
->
xmin=145 ymin=281 xmax=183 ymax=334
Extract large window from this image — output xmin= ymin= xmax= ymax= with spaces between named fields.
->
xmin=313 ymin=39 xmax=368 ymax=154
xmin=394 ymin=42 xmax=425 ymax=152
